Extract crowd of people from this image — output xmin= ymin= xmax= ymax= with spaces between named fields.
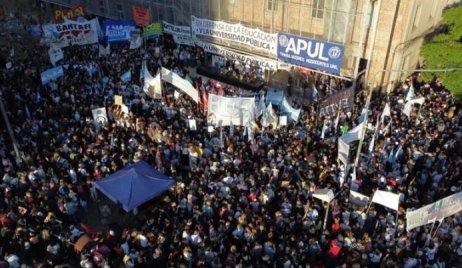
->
xmin=0 ymin=15 xmax=462 ymax=268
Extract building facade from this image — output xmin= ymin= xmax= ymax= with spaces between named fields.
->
xmin=39 ymin=0 xmax=456 ymax=88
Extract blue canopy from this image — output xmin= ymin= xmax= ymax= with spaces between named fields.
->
xmin=95 ymin=161 xmax=175 ymax=212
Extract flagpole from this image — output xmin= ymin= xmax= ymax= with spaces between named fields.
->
xmin=354 ymin=84 xmax=373 ymax=167
xmin=322 ymin=201 xmax=330 ymax=231
xmin=432 ymin=219 xmax=444 ymax=238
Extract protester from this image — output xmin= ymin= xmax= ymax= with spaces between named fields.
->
xmin=0 ymin=16 xmax=461 ymax=268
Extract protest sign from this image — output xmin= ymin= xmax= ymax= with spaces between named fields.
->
xmin=207 ymin=94 xmax=255 ymax=126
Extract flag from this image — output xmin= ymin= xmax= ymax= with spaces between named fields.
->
xmin=185 ymin=74 xmax=194 ymax=85
xmin=229 ymin=121 xmax=234 ymax=136
xmin=320 ymin=120 xmax=328 ymax=139
xmin=380 ymin=103 xmax=390 ymax=124
xmin=120 ymin=70 xmax=132 ymax=83
xmin=200 ymin=88 xmax=208 ymax=111
xmin=383 ymin=119 xmax=392 ymax=135
xmin=312 ymin=84 xmax=319 ymax=101
xmin=25 ymin=104 xmax=31 ymax=119
xmin=338 ymin=138 xmax=350 ymax=165
xmin=143 ymin=66 xmax=162 ymax=98
xmin=255 ymin=94 xmax=266 ymax=117
xmin=262 ymin=103 xmax=272 ymax=128
xmin=368 ymin=114 xmax=380 ymax=153
xmin=247 ymin=121 xmax=253 ymax=142
xmin=334 ymin=110 xmax=340 ymax=130
xmin=405 ymin=83 xmax=415 ymax=102
xmin=393 ymin=144 xmax=403 ymax=161
xmin=340 ymin=121 xmax=365 ymax=144
xmin=403 ymin=97 xmax=425 ymax=118
xmin=98 ymin=43 xmax=110 ymax=57
xmin=140 ymin=60 xmax=147 ymax=82
xmin=219 ymin=126 xmax=223 ymax=148
xmin=358 ymin=108 xmax=367 ymax=124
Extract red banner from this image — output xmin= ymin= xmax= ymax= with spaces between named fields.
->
xmin=54 ymin=4 xmax=87 ymax=23
xmin=132 ymin=5 xmax=151 ymax=26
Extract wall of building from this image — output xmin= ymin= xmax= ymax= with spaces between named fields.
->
xmin=39 ymin=0 xmax=449 ymax=87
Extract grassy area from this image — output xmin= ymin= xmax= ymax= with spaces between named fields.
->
xmin=420 ymin=4 xmax=462 ymax=99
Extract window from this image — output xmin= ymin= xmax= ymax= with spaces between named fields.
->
xmin=413 ymin=4 xmax=422 ymax=28
xmin=267 ymin=0 xmax=277 ymax=11
xmin=312 ymin=0 xmax=324 ymax=19
xmin=116 ymin=4 xmax=123 ymax=11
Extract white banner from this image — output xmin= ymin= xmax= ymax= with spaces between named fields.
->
xmin=313 ymin=189 xmax=335 ymax=203
xmin=337 ymin=138 xmax=350 ymax=165
xmin=191 ymin=16 xmax=277 ymax=56
xmin=349 ymin=190 xmax=370 ymax=207
xmin=42 ymin=18 xmax=100 ymax=48
xmin=173 ymin=35 xmax=193 ymax=45
xmin=160 ymin=67 xmax=199 ymax=103
xmin=371 ymin=190 xmax=400 ymax=211
xmin=207 ymin=94 xmax=255 ymax=126
xmin=48 ymin=46 xmax=63 ymax=66
xmin=195 ymin=41 xmax=277 ymax=70
xmin=162 ymin=21 xmax=191 ymax=37
xmin=406 ymin=191 xmax=462 ymax=231
xmin=92 ymin=107 xmax=108 ymax=125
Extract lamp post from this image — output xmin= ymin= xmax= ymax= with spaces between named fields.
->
xmin=353 ymin=67 xmax=462 ymax=167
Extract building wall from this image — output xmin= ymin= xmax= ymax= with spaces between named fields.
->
xmin=40 ymin=0 xmax=450 ymax=87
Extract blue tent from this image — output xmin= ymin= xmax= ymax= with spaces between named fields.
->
xmin=95 ymin=161 xmax=175 ymax=212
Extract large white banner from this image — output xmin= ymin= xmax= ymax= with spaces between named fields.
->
xmin=160 ymin=67 xmax=199 ymax=103
xmin=349 ymin=190 xmax=370 ymax=207
xmin=371 ymin=190 xmax=400 ymax=211
xmin=195 ymin=41 xmax=277 ymax=70
xmin=406 ymin=191 xmax=462 ymax=231
xmin=207 ymin=94 xmax=255 ymax=126
xmin=313 ymin=189 xmax=335 ymax=203
xmin=42 ymin=18 xmax=99 ymax=48
xmin=191 ymin=16 xmax=277 ymax=56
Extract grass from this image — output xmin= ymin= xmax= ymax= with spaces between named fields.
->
xmin=420 ymin=5 xmax=462 ymax=99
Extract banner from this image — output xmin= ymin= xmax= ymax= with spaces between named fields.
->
xmin=161 ymin=67 xmax=199 ymax=103
xmin=349 ymin=190 xmax=370 ymax=207
xmin=313 ymin=189 xmax=335 ymax=203
xmin=132 ymin=5 xmax=150 ymax=26
xmin=191 ymin=16 xmax=277 ymax=55
xmin=281 ymin=97 xmax=301 ymax=122
xmin=143 ymin=22 xmax=162 ymax=38
xmin=195 ymin=41 xmax=277 ymax=70
xmin=48 ymin=46 xmax=63 ymax=66
xmin=371 ymin=190 xmax=400 ymax=211
xmin=41 ymin=66 xmax=64 ymax=85
xmin=54 ymin=4 xmax=87 ymax=23
xmin=103 ymin=20 xmax=136 ymax=42
xmin=406 ymin=191 xmax=462 ymax=231
xmin=277 ymin=32 xmax=344 ymax=75
xmin=163 ymin=21 xmax=191 ymax=37
xmin=92 ymin=107 xmax=108 ymax=125
xmin=42 ymin=19 xmax=99 ymax=48
xmin=207 ymin=94 xmax=255 ymax=126
xmin=319 ymin=87 xmax=354 ymax=116
xmin=173 ymin=35 xmax=193 ymax=45
xmin=266 ymin=90 xmax=285 ymax=106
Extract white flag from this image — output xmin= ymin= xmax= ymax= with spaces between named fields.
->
xmin=255 ymin=94 xmax=266 ymax=117
xmin=380 ymin=103 xmax=390 ymax=124
xmin=368 ymin=115 xmax=381 ymax=153
xmin=144 ymin=71 xmax=162 ymax=99
xmin=403 ymin=97 xmax=425 ymax=118
xmin=320 ymin=120 xmax=328 ymax=139
xmin=129 ymin=29 xmax=142 ymax=49
xmin=262 ymin=103 xmax=272 ymax=128
xmin=334 ymin=110 xmax=340 ymax=130
xmin=406 ymin=83 xmax=415 ymax=102
xmin=371 ymin=190 xmax=400 ymax=211
xmin=340 ymin=121 xmax=365 ymax=144
xmin=338 ymin=138 xmax=350 ymax=165
xmin=48 ymin=46 xmax=63 ymax=66
xmin=98 ymin=44 xmax=111 ymax=57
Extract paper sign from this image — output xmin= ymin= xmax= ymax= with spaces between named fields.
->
xmin=114 ymin=95 xmax=123 ymax=105
xmin=121 ymin=104 xmax=129 ymax=114
xmin=207 ymin=126 xmax=214 ymax=133
xmin=189 ymin=119 xmax=197 ymax=131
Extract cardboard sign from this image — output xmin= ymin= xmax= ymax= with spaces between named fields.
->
xmin=55 ymin=4 xmax=87 ymax=23
xmin=114 ymin=95 xmax=123 ymax=105
xmin=132 ymin=5 xmax=150 ymax=26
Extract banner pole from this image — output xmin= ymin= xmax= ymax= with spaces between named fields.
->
xmin=428 ymin=220 xmax=436 ymax=241
xmin=365 ymin=200 xmax=373 ymax=215
xmin=323 ymin=201 xmax=330 ymax=231
xmin=432 ymin=219 xmax=444 ymax=238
